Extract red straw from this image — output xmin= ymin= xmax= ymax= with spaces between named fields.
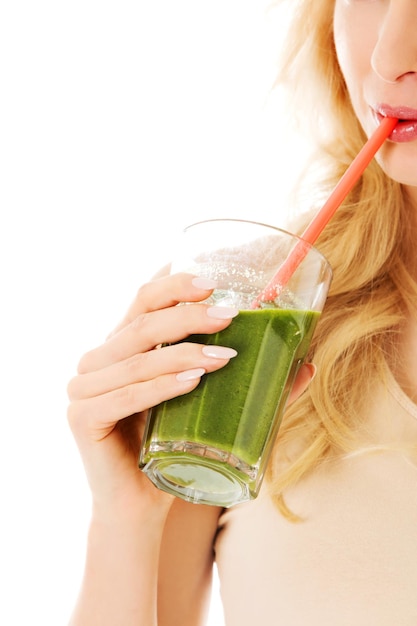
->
xmin=253 ymin=116 xmax=398 ymax=306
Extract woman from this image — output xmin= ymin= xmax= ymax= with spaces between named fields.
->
xmin=67 ymin=0 xmax=417 ymax=624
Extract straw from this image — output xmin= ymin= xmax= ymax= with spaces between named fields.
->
xmin=253 ymin=116 xmax=398 ymax=306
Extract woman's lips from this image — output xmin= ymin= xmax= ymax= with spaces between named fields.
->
xmin=374 ymin=104 xmax=417 ymax=143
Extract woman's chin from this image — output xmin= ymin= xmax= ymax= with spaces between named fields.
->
xmin=376 ymin=143 xmax=417 ymax=191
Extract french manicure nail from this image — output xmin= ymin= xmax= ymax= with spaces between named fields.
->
xmin=176 ymin=367 xmax=206 ymax=382
xmin=207 ymin=306 xmax=239 ymax=319
xmin=192 ymin=277 xmax=218 ymax=290
xmin=202 ymin=345 xmax=238 ymax=359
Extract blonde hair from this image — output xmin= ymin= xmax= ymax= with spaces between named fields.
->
xmin=268 ymin=0 xmax=417 ymax=519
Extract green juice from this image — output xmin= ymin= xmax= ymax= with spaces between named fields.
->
xmin=140 ymin=308 xmax=320 ymax=504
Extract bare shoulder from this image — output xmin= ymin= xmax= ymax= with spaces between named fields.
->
xmin=158 ymin=498 xmax=222 ymax=626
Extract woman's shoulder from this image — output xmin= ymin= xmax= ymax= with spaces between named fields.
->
xmin=214 ymin=453 xmax=417 ymax=625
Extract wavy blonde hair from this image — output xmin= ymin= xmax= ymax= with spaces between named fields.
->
xmin=268 ymin=0 xmax=417 ymax=519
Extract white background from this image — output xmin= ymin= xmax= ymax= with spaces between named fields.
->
xmin=0 ymin=1 xmax=304 ymax=623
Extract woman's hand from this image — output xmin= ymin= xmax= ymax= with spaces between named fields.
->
xmin=288 ymin=362 xmax=316 ymax=404
xmin=67 ymin=273 xmax=240 ymax=517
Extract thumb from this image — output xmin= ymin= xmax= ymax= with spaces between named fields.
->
xmin=287 ymin=363 xmax=316 ymax=405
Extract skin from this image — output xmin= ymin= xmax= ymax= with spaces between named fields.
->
xmin=333 ymin=0 xmax=417 ymax=194
xmin=334 ymin=0 xmax=417 ymax=401
xmin=68 ymin=2 xmax=417 ymax=624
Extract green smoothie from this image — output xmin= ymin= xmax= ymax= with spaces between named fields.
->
xmin=140 ymin=307 xmax=320 ymax=502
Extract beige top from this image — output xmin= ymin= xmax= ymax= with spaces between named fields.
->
xmin=215 ymin=372 xmax=417 ymax=625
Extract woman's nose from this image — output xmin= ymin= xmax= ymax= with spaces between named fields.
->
xmin=371 ymin=1 xmax=417 ymax=84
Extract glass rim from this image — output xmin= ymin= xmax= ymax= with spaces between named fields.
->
xmin=183 ymin=218 xmax=332 ymax=271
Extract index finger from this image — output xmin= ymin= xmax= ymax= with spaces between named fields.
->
xmin=108 ymin=272 xmax=217 ymax=339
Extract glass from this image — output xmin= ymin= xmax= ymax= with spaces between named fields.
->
xmin=139 ymin=219 xmax=332 ymax=507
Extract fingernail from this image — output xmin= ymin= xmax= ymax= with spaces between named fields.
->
xmin=305 ymin=363 xmax=317 ymax=381
xmin=192 ymin=277 xmax=218 ymax=290
xmin=202 ymin=345 xmax=238 ymax=359
xmin=176 ymin=367 xmax=206 ymax=382
xmin=207 ymin=306 xmax=239 ymax=319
